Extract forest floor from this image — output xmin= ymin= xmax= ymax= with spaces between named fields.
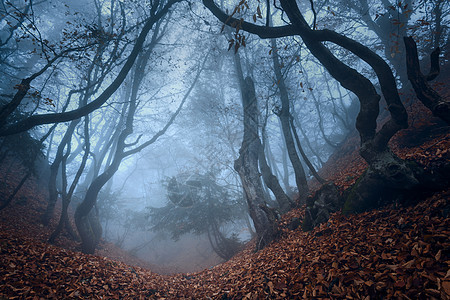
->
xmin=0 ymin=96 xmax=449 ymax=298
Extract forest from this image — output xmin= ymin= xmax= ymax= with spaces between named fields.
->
xmin=0 ymin=0 xmax=449 ymax=298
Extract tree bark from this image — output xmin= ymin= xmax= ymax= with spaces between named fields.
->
xmin=42 ymin=119 xmax=80 ymax=225
xmin=258 ymin=142 xmax=294 ymax=213
xmin=289 ymin=115 xmax=325 ymax=184
xmin=404 ymin=36 xmax=449 ymax=125
xmin=270 ymin=38 xmax=309 ymax=203
xmin=234 ymin=77 xmax=278 ymax=250
xmin=202 ymin=0 xmax=425 ymax=216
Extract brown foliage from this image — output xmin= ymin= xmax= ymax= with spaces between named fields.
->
xmin=0 ymin=189 xmax=448 ymax=298
xmin=0 ymin=90 xmax=449 ymax=299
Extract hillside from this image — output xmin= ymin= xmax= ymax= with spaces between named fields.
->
xmin=1 ymin=99 xmax=449 ymax=298
xmin=0 ymin=188 xmax=448 ymax=299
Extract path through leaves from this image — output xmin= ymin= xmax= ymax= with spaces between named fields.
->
xmin=1 ymin=189 xmax=448 ymax=299
xmin=1 ymin=100 xmax=449 ymax=299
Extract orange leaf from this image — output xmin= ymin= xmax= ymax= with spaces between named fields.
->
xmin=268 ymin=281 xmax=274 ymax=294
xmin=435 ymin=250 xmax=442 ymax=261
xmin=442 ymin=281 xmax=450 ymax=296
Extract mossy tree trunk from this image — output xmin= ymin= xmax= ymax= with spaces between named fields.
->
xmin=202 ymin=0 xmax=447 ymax=228
xmin=202 ymin=0 xmax=436 ymax=216
xmin=278 ymin=0 xmax=423 ymax=214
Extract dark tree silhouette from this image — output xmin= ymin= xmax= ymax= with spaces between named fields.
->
xmin=202 ymin=0 xmax=447 ymax=226
xmin=404 ymin=37 xmax=449 ymax=125
xmin=0 ymin=0 xmax=182 ymax=136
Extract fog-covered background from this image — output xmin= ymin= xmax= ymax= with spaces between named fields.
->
xmin=0 ymin=0 xmax=447 ymax=272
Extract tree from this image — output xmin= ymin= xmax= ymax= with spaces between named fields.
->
xmin=0 ymin=0 xmax=182 ymax=136
xmin=234 ymin=76 xmax=279 ymax=250
xmin=74 ymin=34 xmax=207 ymax=254
xmin=339 ymin=0 xmax=413 ymax=86
xmin=270 ymin=37 xmax=309 ymax=203
xmin=404 ymin=37 xmax=449 ymax=125
xmin=41 ymin=0 xmax=132 ymax=225
xmin=259 ymin=121 xmax=294 ymax=213
xmin=202 ymin=0 xmax=446 ymax=222
xmin=233 ymin=42 xmax=294 ymax=214
xmin=148 ymin=172 xmax=244 ymax=260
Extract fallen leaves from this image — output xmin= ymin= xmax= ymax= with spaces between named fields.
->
xmin=2 ymin=190 xmax=447 ymax=299
xmin=0 ymin=96 xmax=449 ymax=298
xmin=0 ymin=236 xmax=169 ymax=298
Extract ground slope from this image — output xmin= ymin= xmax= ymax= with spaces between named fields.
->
xmin=0 ymin=92 xmax=449 ymax=299
xmin=0 ymin=188 xmax=448 ymax=299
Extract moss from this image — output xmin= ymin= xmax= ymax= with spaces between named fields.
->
xmin=342 ymin=169 xmax=368 ymax=215
xmin=301 ymin=208 xmax=313 ymax=231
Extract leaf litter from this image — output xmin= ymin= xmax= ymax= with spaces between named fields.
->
xmin=0 ymin=100 xmax=449 ymax=299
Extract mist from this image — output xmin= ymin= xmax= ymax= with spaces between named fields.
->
xmin=0 ymin=0 xmax=448 ymax=278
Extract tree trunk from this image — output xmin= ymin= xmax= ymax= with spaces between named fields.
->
xmin=75 ymin=165 xmax=117 ymax=253
xmin=75 ymin=205 xmax=103 ymax=254
xmin=343 ymin=150 xmax=419 ymax=214
xmin=270 ymin=38 xmax=309 ymax=203
xmin=404 ymin=37 xmax=450 ymax=125
xmin=289 ymin=115 xmax=325 ymax=184
xmin=234 ymin=77 xmax=278 ymax=250
xmin=42 ymin=119 xmax=80 ymax=225
xmin=258 ymin=143 xmax=294 ymax=214
xmin=259 ymin=106 xmax=294 ymax=213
